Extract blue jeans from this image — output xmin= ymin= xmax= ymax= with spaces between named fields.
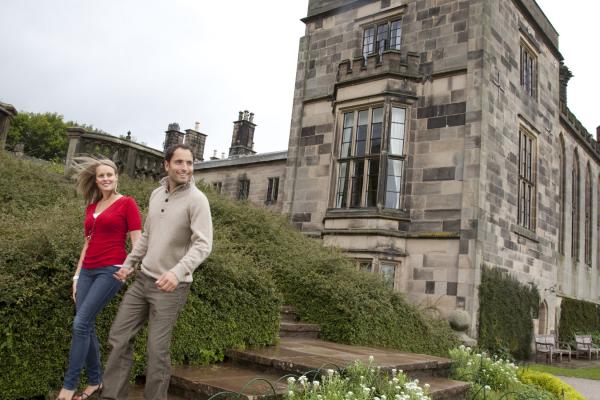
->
xmin=63 ymin=266 xmax=123 ymax=390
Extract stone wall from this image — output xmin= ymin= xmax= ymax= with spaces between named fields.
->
xmin=195 ymin=153 xmax=287 ymax=213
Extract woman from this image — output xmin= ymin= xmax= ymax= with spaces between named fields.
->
xmin=56 ymin=157 xmax=142 ymax=400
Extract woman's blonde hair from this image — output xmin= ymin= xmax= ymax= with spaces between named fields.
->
xmin=71 ymin=156 xmax=119 ymax=204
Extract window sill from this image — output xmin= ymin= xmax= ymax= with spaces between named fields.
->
xmin=512 ymin=224 xmax=539 ymax=243
xmin=325 ymin=207 xmax=409 ymax=221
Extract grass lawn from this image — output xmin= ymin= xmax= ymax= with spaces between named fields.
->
xmin=525 ymin=364 xmax=600 ymax=380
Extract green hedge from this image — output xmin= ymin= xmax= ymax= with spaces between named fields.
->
xmin=558 ymin=297 xmax=600 ymax=342
xmin=478 ymin=266 xmax=540 ymax=360
xmin=0 ymin=155 xmax=459 ymax=398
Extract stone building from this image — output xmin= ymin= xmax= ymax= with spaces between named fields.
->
xmin=196 ymin=0 xmax=600 ymax=336
xmin=194 ymin=112 xmax=287 ymax=212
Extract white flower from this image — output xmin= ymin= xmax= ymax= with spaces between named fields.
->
xmin=391 ymin=368 xmax=397 ymax=375
xmin=484 ymin=385 xmax=491 ymax=391
xmin=288 ymin=391 xmax=294 ymax=397
xmin=369 ymin=355 xmax=375 ymax=363
xmin=287 ymin=377 xmax=296 ymax=384
xmin=424 ymin=383 xmax=430 ymax=389
xmin=327 ymin=369 xmax=334 ymax=377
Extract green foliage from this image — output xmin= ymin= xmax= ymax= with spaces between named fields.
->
xmin=286 ymin=358 xmax=431 ymax=400
xmin=519 ymin=370 xmax=585 ymax=400
xmin=6 ymin=112 xmax=69 ymax=161
xmin=449 ymin=347 xmax=558 ymax=400
xmin=0 ymin=155 xmax=459 ymax=398
xmin=558 ymin=297 xmax=600 ymax=342
xmin=477 ymin=266 xmax=540 ymax=360
xmin=6 ymin=111 xmax=109 ymax=162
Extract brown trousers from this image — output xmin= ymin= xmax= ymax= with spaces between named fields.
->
xmin=100 ymin=272 xmax=190 ymax=400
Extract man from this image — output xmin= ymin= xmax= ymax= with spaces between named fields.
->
xmin=101 ymin=144 xmax=213 ymax=400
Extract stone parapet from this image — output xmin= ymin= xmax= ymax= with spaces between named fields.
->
xmin=336 ymin=50 xmax=421 ymax=85
xmin=65 ymin=127 xmax=164 ymax=179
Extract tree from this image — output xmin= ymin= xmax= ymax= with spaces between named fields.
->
xmin=6 ymin=112 xmax=68 ymax=161
xmin=6 ymin=112 xmax=108 ymax=162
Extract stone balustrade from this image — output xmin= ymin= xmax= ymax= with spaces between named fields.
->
xmin=65 ymin=127 xmax=164 ymax=179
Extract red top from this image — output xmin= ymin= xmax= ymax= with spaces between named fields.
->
xmin=82 ymin=196 xmax=142 ymax=269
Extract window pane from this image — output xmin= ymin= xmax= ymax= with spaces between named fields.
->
xmin=370 ymin=107 xmax=383 ymax=154
xmin=376 ymin=23 xmax=388 ymax=53
xmin=380 ymin=263 xmax=396 ymax=288
xmin=336 ymin=162 xmax=349 ymax=208
xmin=351 ymin=160 xmax=364 ymax=207
xmin=363 ymin=27 xmax=375 ymax=58
xmin=367 ymin=160 xmax=379 ymax=207
xmin=359 ymin=261 xmax=372 ymax=273
xmin=390 ymin=107 xmax=406 ymax=156
xmin=341 ymin=112 xmax=353 ymax=158
xmin=385 ymin=159 xmax=403 ymax=209
xmin=356 ymin=110 xmax=368 ymax=156
xmin=390 ymin=20 xmax=402 ymax=50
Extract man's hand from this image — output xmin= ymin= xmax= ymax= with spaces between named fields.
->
xmin=155 ymin=271 xmax=179 ymax=292
xmin=114 ymin=267 xmax=135 ymax=282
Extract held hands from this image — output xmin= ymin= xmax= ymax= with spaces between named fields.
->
xmin=155 ymin=271 xmax=178 ymax=292
xmin=113 ymin=266 xmax=135 ymax=282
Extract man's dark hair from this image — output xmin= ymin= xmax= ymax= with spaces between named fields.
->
xmin=165 ymin=144 xmax=194 ymax=162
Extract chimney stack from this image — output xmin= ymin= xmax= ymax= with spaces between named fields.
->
xmin=596 ymin=126 xmax=600 ymax=142
xmin=210 ymin=149 xmax=219 ymax=160
xmin=221 ymin=152 xmax=225 ymax=159
xmin=195 ymin=121 xmax=200 ymax=131
xmin=229 ymin=109 xmax=257 ymax=158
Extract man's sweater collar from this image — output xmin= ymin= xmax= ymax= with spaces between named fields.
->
xmin=160 ymin=177 xmax=194 ymax=193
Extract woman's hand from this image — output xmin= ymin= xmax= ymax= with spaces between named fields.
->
xmin=72 ymin=280 xmax=77 ymax=302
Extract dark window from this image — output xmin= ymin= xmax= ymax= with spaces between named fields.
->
xmin=358 ymin=260 xmax=372 ymax=273
xmin=212 ymin=181 xmax=222 ymax=194
xmin=238 ymin=179 xmax=250 ymax=200
xmin=572 ymin=152 xmax=580 ymax=260
xmin=362 ymin=18 xmax=402 ymax=62
xmin=559 ymin=136 xmax=565 ymax=254
xmin=335 ymin=105 xmax=406 ymax=210
xmin=425 ymin=281 xmax=435 ymax=294
xmin=585 ymin=166 xmax=592 ymax=265
xmin=517 ymin=129 xmax=536 ymax=230
xmin=520 ymin=43 xmax=537 ymax=98
xmin=266 ymin=177 xmax=279 ymax=205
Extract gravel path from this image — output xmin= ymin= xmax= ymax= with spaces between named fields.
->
xmin=558 ymin=376 xmax=600 ymax=400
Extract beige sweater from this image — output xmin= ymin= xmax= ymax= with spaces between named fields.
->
xmin=123 ymin=178 xmax=213 ymax=283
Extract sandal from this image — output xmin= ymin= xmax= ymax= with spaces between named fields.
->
xmin=73 ymin=383 xmax=103 ymax=400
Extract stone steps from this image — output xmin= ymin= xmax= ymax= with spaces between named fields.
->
xmin=157 ymin=337 xmax=469 ymax=400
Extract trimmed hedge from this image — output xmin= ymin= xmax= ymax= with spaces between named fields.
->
xmin=519 ymin=370 xmax=585 ymax=400
xmin=0 ymin=155 xmax=459 ymax=398
xmin=558 ymin=297 xmax=600 ymax=342
xmin=478 ymin=266 xmax=540 ymax=360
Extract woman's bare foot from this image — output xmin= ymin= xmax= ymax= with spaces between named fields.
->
xmin=56 ymin=388 xmax=75 ymax=400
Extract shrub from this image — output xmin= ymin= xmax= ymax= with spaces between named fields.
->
xmin=519 ymin=370 xmax=585 ymax=400
xmin=449 ymin=347 xmax=558 ymax=400
xmin=477 ymin=266 xmax=540 ymax=359
xmin=0 ymin=155 xmax=459 ymax=398
xmin=558 ymin=297 xmax=600 ymax=342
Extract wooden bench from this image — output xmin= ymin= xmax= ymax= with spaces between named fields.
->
xmin=575 ymin=335 xmax=600 ymax=360
xmin=535 ymin=334 xmax=572 ymax=364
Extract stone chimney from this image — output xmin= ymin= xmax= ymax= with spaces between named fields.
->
xmin=228 ymin=110 xmax=257 ymax=158
xmin=184 ymin=122 xmax=207 ymax=162
xmin=596 ymin=126 xmax=600 ymax=143
xmin=210 ymin=149 xmax=219 ymax=160
xmin=164 ymin=123 xmax=185 ymax=153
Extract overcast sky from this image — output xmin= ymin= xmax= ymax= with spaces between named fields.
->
xmin=1 ymin=1 xmax=598 ymax=157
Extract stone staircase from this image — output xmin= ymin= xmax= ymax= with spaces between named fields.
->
xmin=130 ymin=307 xmax=469 ymax=400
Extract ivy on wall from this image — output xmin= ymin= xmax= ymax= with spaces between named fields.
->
xmin=478 ymin=266 xmax=540 ymax=360
xmin=558 ymin=297 xmax=600 ymax=342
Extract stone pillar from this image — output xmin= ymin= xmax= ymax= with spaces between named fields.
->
xmin=0 ymin=102 xmax=17 ymax=151
xmin=65 ymin=127 xmax=86 ymax=177
xmin=125 ymin=148 xmax=137 ymax=177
